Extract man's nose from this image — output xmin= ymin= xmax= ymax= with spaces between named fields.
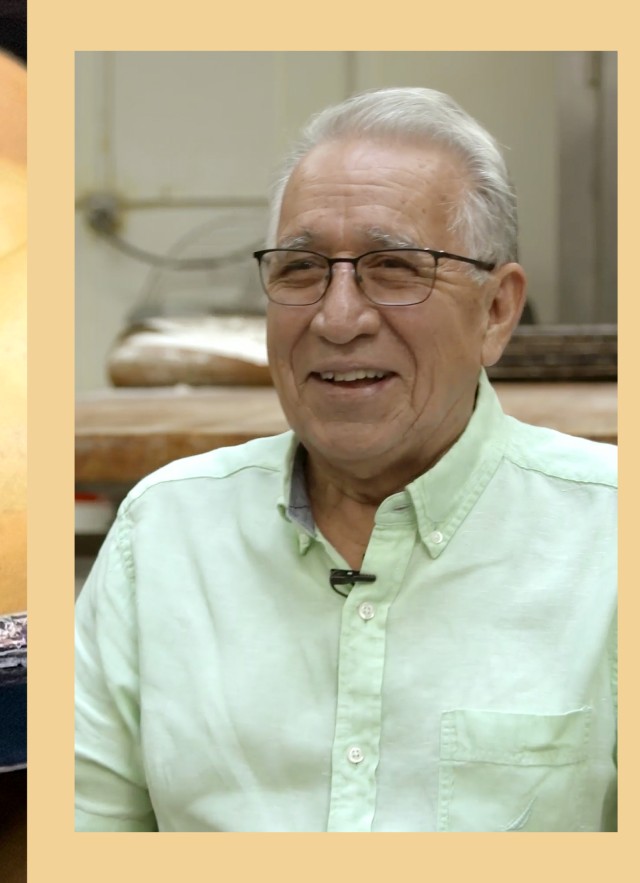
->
xmin=310 ymin=262 xmax=380 ymax=344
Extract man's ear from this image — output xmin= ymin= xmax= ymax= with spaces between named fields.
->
xmin=481 ymin=263 xmax=527 ymax=368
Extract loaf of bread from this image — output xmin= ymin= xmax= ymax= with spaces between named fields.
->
xmin=107 ymin=315 xmax=273 ymax=387
xmin=0 ymin=158 xmax=27 ymax=615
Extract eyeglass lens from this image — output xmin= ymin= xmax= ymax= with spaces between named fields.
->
xmin=259 ymin=250 xmax=437 ymax=306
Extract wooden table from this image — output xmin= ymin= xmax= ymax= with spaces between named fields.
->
xmin=76 ymin=382 xmax=617 ymax=488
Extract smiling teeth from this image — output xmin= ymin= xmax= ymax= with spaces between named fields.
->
xmin=319 ymin=370 xmax=388 ymax=382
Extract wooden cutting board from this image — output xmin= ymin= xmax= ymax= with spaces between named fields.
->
xmin=76 ymin=386 xmax=289 ymax=484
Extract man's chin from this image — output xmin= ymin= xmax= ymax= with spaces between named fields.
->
xmin=299 ymin=425 xmax=400 ymax=468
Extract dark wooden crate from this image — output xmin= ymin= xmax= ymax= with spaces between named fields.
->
xmin=488 ymin=324 xmax=617 ymax=381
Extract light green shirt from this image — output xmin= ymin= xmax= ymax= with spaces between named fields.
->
xmin=75 ymin=372 xmax=617 ymax=832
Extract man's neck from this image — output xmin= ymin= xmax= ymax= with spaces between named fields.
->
xmin=304 ymin=445 xmax=449 ymax=570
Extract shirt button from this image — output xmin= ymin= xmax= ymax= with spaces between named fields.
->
xmin=347 ymin=746 xmax=364 ymax=764
xmin=358 ymin=602 xmax=375 ymax=621
xmin=428 ymin=530 xmax=444 ymax=544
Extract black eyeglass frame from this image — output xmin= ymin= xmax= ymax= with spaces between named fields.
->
xmin=253 ymin=247 xmax=497 ymax=306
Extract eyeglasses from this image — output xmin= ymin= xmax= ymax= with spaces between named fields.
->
xmin=253 ymin=248 xmax=496 ymax=307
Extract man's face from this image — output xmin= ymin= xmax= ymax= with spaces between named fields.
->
xmin=267 ymin=138 xmax=510 ymax=480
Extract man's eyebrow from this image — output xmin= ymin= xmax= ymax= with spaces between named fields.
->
xmin=275 ymin=228 xmax=423 ymax=251
xmin=276 ymin=232 xmax=314 ymax=249
xmin=364 ymin=227 xmax=421 ymax=249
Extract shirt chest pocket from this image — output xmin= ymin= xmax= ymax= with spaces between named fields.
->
xmin=437 ymin=707 xmax=592 ymax=832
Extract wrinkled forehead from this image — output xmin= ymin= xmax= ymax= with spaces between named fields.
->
xmin=277 ymin=137 xmax=470 ymax=251
xmin=289 ymin=135 xmax=468 ymax=191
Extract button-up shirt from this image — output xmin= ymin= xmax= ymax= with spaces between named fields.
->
xmin=75 ymin=371 xmax=617 ymax=832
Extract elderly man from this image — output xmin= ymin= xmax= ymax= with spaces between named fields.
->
xmin=75 ymin=87 xmax=617 ymax=832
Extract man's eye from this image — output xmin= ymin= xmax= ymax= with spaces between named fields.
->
xmin=381 ymin=258 xmax=413 ymax=269
xmin=270 ymin=256 xmax=326 ymax=287
xmin=280 ymin=260 xmax=316 ymax=274
xmin=368 ymin=256 xmax=417 ymax=272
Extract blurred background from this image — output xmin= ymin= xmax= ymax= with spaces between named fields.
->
xmin=75 ymin=51 xmax=617 ymax=393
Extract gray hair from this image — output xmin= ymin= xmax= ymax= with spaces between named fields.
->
xmin=266 ymin=87 xmax=518 ymax=267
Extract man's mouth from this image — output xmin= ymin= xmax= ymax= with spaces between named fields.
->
xmin=308 ymin=369 xmax=395 ymax=392
xmin=318 ymin=369 xmax=390 ymax=383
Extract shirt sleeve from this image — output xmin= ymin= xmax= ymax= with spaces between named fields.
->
xmin=75 ymin=507 xmax=158 ymax=832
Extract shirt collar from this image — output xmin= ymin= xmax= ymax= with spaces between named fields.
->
xmin=278 ymin=437 xmax=315 ymax=554
xmin=278 ymin=370 xmax=508 ymax=558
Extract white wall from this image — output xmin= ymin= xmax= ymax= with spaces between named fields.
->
xmin=76 ymin=51 xmax=564 ymax=392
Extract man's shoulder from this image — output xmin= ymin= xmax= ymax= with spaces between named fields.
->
xmin=503 ymin=418 xmax=617 ymax=490
xmin=127 ymin=431 xmax=294 ymax=502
